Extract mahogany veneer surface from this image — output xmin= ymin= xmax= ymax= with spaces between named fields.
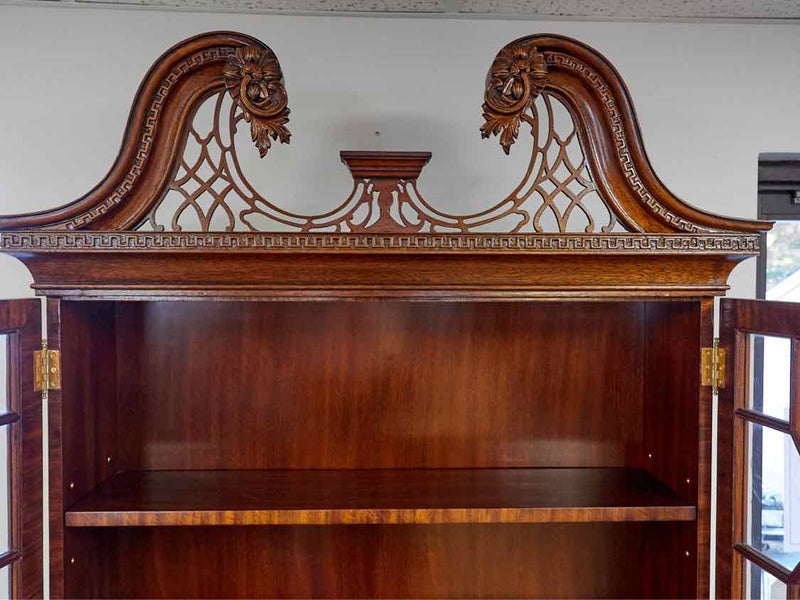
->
xmin=115 ymin=300 xmax=646 ymax=470
xmin=64 ymin=468 xmax=695 ymax=527
xmin=0 ymin=28 xmax=776 ymax=600
xmin=66 ymin=523 xmax=696 ymax=599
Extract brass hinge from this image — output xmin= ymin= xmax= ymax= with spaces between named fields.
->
xmin=701 ymin=338 xmax=726 ymax=395
xmin=34 ymin=341 xmax=61 ymax=392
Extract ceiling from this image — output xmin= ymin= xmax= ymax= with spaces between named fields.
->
xmin=39 ymin=0 xmax=800 ymax=20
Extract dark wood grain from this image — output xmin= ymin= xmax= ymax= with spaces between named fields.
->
xmin=46 ymin=301 xmax=120 ymax=598
xmin=0 ymin=32 xmax=271 ymax=232
xmin=717 ymin=299 xmax=800 ymax=598
xmin=58 ymin=301 xmax=118 ymax=508
xmin=696 ymin=298 xmax=715 ymax=597
xmin=0 ymin=28 xmax=776 ymax=600
xmin=64 ymin=468 xmax=696 ymax=527
xmin=45 ymin=299 xmax=64 ymax=600
xmin=733 ymin=543 xmax=793 ymax=583
xmin=340 ymin=151 xmax=431 ymax=179
xmin=116 ymin=300 xmax=645 ymax=470
xmin=0 ymin=550 xmax=22 ymax=569
xmin=641 ymin=301 xmax=704 ymax=592
xmin=0 ymin=412 xmax=21 ymax=426
xmin=735 ymin=408 xmax=792 ymax=434
xmin=9 ymin=246 xmax=755 ymax=299
xmin=0 ymin=33 xmax=769 ymax=236
xmin=721 ymin=298 xmax=800 ymax=336
xmin=66 ymin=522 xmax=697 ymax=599
xmin=0 ymin=299 xmax=43 ymax=600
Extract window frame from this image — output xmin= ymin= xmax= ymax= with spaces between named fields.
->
xmin=744 ymin=154 xmax=800 ymax=599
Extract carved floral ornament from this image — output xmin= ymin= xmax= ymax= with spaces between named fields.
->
xmin=223 ymin=45 xmax=291 ymax=158
xmin=481 ymin=40 xmax=548 ymax=154
xmin=0 ymin=32 xmax=769 ymax=239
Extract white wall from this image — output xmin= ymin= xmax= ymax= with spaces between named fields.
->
xmin=1 ymin=6 xmax=799 ymax=298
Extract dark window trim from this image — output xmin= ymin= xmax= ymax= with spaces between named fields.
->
xmin=757 ymin=153 xmax=800 ymax=299
xmin=750 ymin=153 xmax=800 ymax=599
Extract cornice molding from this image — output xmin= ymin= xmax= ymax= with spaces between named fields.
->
xmin=0 ymin=231 xmax=761 ymax=254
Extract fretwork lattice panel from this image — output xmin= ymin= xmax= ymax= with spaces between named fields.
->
xmin=140 ymin=90 xmax=626 ymax=234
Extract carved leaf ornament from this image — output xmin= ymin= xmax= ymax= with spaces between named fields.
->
xmin=223 ymin=46 xmax=291 ymax=158
xmin=481 ymin=40 xmax=548 ymax=154
xmin=0 ymin=32 xmax=770 ymax=240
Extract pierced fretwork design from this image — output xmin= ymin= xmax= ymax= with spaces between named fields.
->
xmin=141 ymin=87 xmax=624 ymax=234
xmin=496 ymin=91 xmax=622 ymax=233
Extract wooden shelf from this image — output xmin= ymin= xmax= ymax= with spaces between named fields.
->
xmin=65 ymin=468 xmax=695 ymax=527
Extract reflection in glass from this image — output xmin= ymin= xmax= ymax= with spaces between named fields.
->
xmin=0 ymin=425 xmax=8 ymax=556
xmin=749 ymin=335 xmax=791 ymax=421
xmin=0 ymin=565 xmax=9 ymax=600
xmin=0 ymin=334 xmax=7 ymax=413
xmin=746 ymin=561 xmax=787 ymax=600
xmin=0 ymin=333 xmax=8 ymax=563
xmin=747 ymin=423 xmax=800 ymax=599
xmin=766 ymin=221 xmax=800 ymax=300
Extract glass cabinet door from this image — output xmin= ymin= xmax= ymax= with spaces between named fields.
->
xmin=718 ymin=300 xmax=800 ymax=599
xmin=0 ymin=300 xmax=43 ymax=600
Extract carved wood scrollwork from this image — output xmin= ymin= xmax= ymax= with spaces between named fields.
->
xmin=481 ymin=39 xmax=548 ymax=155
xmin=0 ymin=31 xmax=769 ymax=239
xmin=223 ymin=46 xmax=290 ymax=158
xmin=141 ymin=87 xmax=622 ymax=234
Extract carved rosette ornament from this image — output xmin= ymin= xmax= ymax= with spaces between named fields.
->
xmin=480 ymin=40 xmax=548 ymax=154
xmin=223 ymin=45 xmax=291 ymax=158
xmin=0 ymin=31 xmax=771 ymax=240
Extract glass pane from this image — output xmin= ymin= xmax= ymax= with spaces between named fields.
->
xmin=0 ymin=564 xmax=10 ymax=600
xmin=0 ymin=334 xmax=7 ymax=413
xmin=747 ymin=423 xmax=800 ymax=571
xmin=766 ymin=220 xmax=800 ymax=301
xmin=0 ymin=425 xmax=8 ymax=556
xmin=745 ymin=560 xmax=787 ymax=600
xmin=748 ymin=334 xmax=792 ymax=420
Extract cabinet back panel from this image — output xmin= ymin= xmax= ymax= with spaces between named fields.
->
xmin=115 ymin=301 xmax=645 ymax=469
xmin=66 ymin=523 xmax=695 ymax=599
xmin=58 ymin=301 xmax=118 ymax=507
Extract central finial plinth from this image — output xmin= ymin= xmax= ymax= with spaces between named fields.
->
xmin=339 ymin=151 xmax=432 ymax=180
xmin=335 ymin=151 xmax=434 ymax=233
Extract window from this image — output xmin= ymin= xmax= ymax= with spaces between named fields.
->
xmin=746 ymin=154 xmax=800 ymax=599
xmin=758 ymin=153 xmax=800 ymax=301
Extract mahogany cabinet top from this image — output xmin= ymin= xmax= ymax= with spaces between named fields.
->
xmin=0 ymin=31 xmax=770 ymax=298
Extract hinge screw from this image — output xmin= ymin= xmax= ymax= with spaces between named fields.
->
xmin=647 ymin=453 xmax=652 ymax=459
xmin=107 ymin=456 xmax=112 ymax=463
xmin=70 ymin=557 xmax=75 ymax=565
xmin=686 ymin=478 xmax=691 ymax=484
xmin=685 ymin=551 xmax=690 ymax=557
xmin=69 ymin=481 xmax=75 ymax=490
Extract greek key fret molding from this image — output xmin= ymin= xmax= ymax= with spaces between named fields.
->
xmin=0 ymin=232 xmax=760 ymax=254
xmin=544 ymin=51 xmax=706 ymax=234
xmin=67 ymin=46 xmax=238 ymax=230
xmin=0 ymin=32 xmax=769 ymax=240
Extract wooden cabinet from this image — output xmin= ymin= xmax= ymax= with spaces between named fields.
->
xmin=0 ymin=30 xmax=796 ymax=599
xmin=0 ymin=300 xmax=43 ymax=600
